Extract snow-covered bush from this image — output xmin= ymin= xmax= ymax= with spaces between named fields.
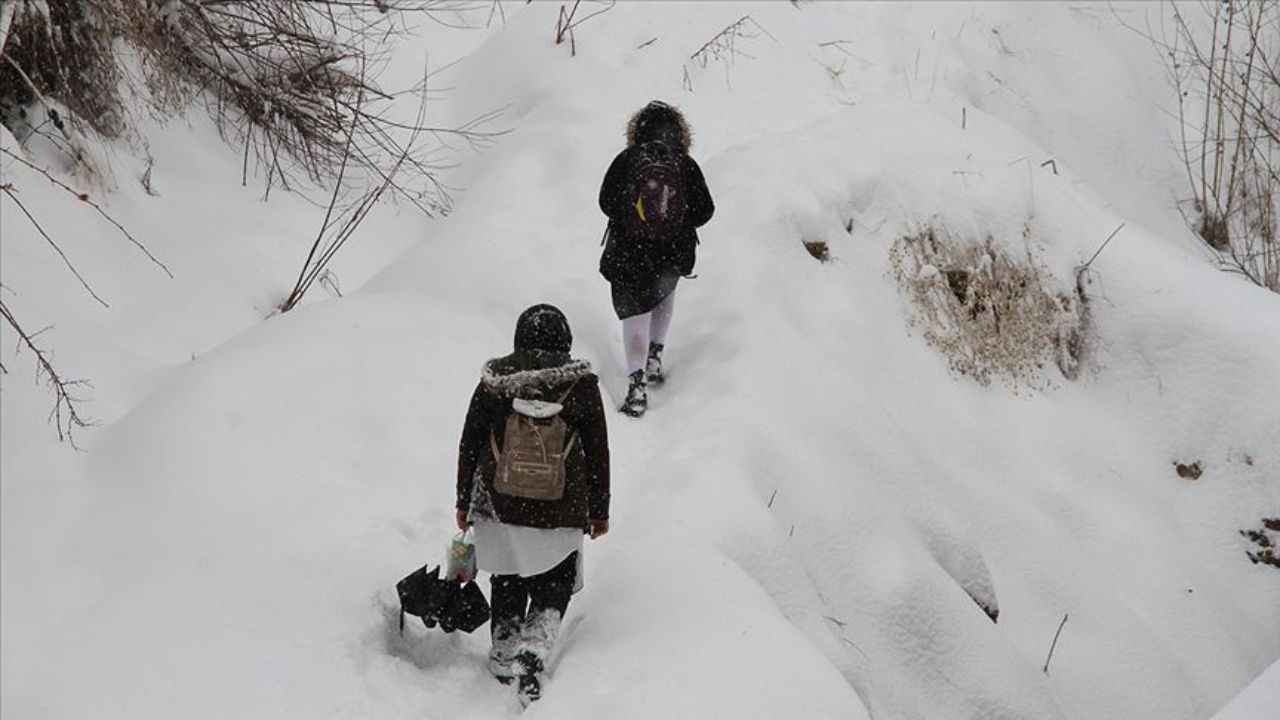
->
xmin=1 ymin=0 xmax=498 ymax=440
xmin=0 ymin=0 xmax=130 ymax=177
xmin=1 ymin=0 xmax=490 ymax=208
xmin=1163 ymin=0 xmax=1279 ymax=292
xmin=890 ymin=224 xmax=1089 ymax=388
xmin=0 ymin=1 xmax=124 ymax=138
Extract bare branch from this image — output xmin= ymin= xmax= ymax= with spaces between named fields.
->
xmin=0 ymin=299 xmax=94 ymax=447
xmin=0 ymin=146 xmax=173 ymax=278
xmin=0 ymin=183 xmax=109 ymax=308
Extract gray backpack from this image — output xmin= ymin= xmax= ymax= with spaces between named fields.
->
xmin=489 ymin=384 xmax=578 ymax=501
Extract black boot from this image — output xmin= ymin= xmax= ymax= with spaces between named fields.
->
xmin=646 ymin=342 xmax=665 ymax=385
xmin=488 ymin=625 xmax=517 ymax=684
xmin=619 ymin=370 xmax=647 ymax=417
xmin=515 ymin=651 xmax=543 ymax=707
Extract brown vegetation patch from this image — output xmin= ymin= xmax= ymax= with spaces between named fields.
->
xmin=1242 ymin=519 xmax=1280 ymax=571
xmin=804 ymin=239 xmax=832 ymax=263
xmin=890 ymin=225 xmax=1089 ymax=388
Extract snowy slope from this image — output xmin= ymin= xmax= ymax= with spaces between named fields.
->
xmin=3 ymin=3 xmax=1278 ymax=719
xmin=1211 ymin=659 xmax=1280 ymax=720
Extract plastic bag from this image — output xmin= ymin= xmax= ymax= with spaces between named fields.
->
xmin=446 ymin=530 xmax=476 ymax=583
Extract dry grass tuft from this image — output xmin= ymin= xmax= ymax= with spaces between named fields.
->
xmin=890 ymin=224 xmax=1089 ymax=389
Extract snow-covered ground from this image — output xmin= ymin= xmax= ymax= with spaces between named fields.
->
xmin=3 ymin=2 xmax=1278 ymax=719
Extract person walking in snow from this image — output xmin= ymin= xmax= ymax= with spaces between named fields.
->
xmin=598 ymin=100 xmax=715 ymax=417
xmin=455 ymin=304 xmax=610 ymax=706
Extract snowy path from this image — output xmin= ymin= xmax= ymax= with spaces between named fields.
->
xmin=3 ymin=3 xmax=1279 ymax=719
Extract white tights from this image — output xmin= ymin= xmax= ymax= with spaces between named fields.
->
xmin=622 ymin=291 xmax=676 ymax=374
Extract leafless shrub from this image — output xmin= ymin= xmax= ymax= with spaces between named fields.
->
xmin=1162 ymin=0 xmax=1279 ymax=291
xmin=890 ymin=224 xmax=1089 ymax=388
xmin=278 ymin=87 xmax=410 ymax=313
xmin=2 ymin=1 xmax=505 ymax=211
xmin=0 ymin=1 xmax=124 ymax=139
xmin=686 ymin=15 xmax=775 ymax=91
xmin=2 ymin=1 xmax=505 ymax=442
xmin=138 ymin=1 xmax=506 ymax=213
xmin=0 ymin=0 xmax=125 ymax=175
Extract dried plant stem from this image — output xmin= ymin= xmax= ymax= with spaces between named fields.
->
xmin=1043 ymin=613 xmax=1069 ymax=674
xmin=554 ymin=0 xmax=614 ymax=54
xmin=687 ymin=15 xmax=775 ymax=91
xmin=1082 ymin=222 xmax=1126 ymax=270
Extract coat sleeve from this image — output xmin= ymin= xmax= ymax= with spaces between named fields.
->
xmin=456 ymin=381 xmax=490 ymax=512
xmin=578 ymin=378 xmax=611 ymax=521
xmin=598 ymin=149 xmax=633 ymax=220
xmin=683 ymin=156 xmax=715 ymax=229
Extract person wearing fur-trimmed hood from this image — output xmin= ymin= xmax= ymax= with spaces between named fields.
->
xmin=455 ymin=304 xmax=610 ymax=706
xmin=598 ymin=100 xmax=715 ymax=417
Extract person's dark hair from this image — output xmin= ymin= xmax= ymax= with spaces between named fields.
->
xmin=513 ymin=304 xmax=573 ymax=353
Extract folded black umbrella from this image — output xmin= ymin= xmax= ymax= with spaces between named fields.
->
xmin=397 ymin=564 xmax=455 ymax=632
xmin=440 ymin=579 xmax=490 ymax=633
xmin=396 ymin=564 xmax=490 ymax=634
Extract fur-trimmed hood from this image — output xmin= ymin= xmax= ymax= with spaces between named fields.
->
xmin=481 ymin=356 xmax=594 ymax=398
xmin=626 ymin=101 xmax=692 ymax=153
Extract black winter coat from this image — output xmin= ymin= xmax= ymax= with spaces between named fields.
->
xmin=598 ymin=147 xmax=715 ymax=285
xmin=456 ymin=351 xmax=610 ymax=530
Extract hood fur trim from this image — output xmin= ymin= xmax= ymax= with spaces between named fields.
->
xmin=481 ymin=358 xmax=593 ymax=397
xmin=626 ymin=102 xmax=692 ymax=153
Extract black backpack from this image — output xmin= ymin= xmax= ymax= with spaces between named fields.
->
xmin=624 ymin=140 xmax=686 ymax=239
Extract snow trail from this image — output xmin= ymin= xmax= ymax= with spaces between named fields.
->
xmin=3 ymin=3 xmax=1278 ymax=719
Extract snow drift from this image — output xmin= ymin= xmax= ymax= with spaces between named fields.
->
xmin=3 ymin=3 xmax=1278 ymax=719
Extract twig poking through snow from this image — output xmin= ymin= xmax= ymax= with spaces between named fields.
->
xmin=1043 ymin=613 xmax=1068 ymax=674
xmin=1082 ymin=223 xmax=1126 ymax=270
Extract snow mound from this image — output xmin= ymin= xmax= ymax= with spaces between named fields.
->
xmin=4 ymin=3 xmax=1279 ymax=719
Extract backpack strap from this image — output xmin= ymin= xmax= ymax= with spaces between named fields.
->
xmin=558 ymin=380 xmax=581 ymax=453
xmin=556 ymin=379 xmax=580 ymax=404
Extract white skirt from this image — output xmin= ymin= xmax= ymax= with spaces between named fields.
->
xmin=472 ymin=519 xmax=584 ymax=578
